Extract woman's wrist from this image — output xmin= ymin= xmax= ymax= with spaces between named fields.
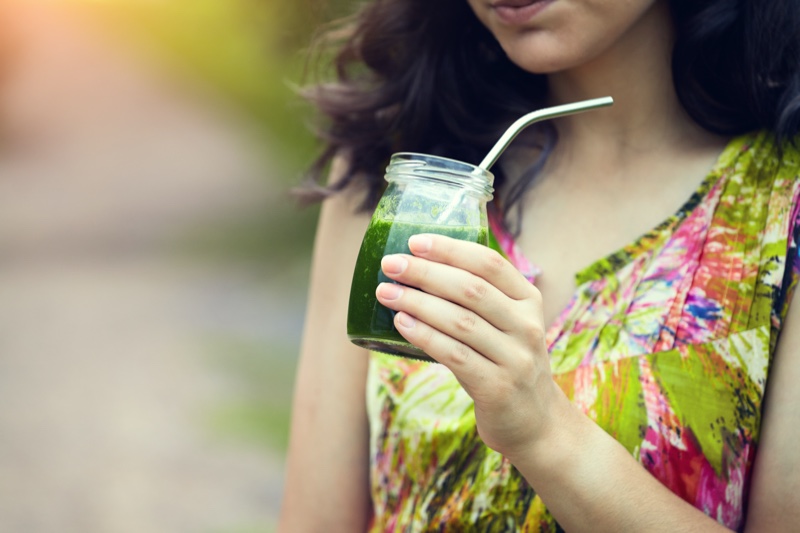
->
xmin=500 ymin=378 xmax=579 ymax=470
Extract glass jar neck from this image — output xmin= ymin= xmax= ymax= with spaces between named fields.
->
xmin=385 ymin=153 xmax=494 ymax=201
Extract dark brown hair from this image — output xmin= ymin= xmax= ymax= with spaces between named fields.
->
xmin=300 ymin=0 xmax=800 ymax=219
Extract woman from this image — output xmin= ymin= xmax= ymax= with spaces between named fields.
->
xmin=280 ymin=0 xmax=800 ymax=531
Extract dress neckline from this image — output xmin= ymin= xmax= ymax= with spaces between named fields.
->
xmin=492 ymin=134 xmax=748 ymax=284
xmin=489 ymin=132 xmax=755 ymax=346
xmin=573 ymin=157 xmax=727 ymax=285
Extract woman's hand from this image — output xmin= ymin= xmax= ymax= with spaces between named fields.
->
xmin=375 ymin=233 xmax=567 ymax=459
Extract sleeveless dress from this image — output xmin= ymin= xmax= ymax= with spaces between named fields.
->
xmin=365 ymin=132 xmax=800 ymax=532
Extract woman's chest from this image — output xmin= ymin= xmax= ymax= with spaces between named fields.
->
xmin=513 ymin=178 xmax=705 ymax=330
xmin=502 ymin=145 xmax=728 ymax=329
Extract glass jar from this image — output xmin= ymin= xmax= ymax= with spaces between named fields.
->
xmin=347 ymin=152 xmax=494 ymax=362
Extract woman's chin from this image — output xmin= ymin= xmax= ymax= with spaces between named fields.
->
xmin=502 ymin=42 xmax=587 ymax=75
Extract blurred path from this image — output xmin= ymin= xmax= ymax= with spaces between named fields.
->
xmin=0 ymin=3 xmax=298 ymax=532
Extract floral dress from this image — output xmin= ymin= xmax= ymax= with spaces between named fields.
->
xmin=365 ymin=132 xmax=800 ymax=532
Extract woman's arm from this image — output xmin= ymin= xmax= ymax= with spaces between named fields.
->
xmin=278 ymin=159 xmax=373 ymax=532
xmin=742 ymin=289 xmax=800 ymax=531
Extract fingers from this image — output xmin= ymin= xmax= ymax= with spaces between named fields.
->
xmin=376 ymin=232 xmax=547 ymax=370
xmin=375 ymin=282 xmax=515 ymax=364
xmin=380 ymin=254 xmax=520 ymax=332
xmin=379 ymin=235 xmax=543 ymax=334
xmin=407 ymin=234 xmax=535 ymax=301
xmin=390 ymin=309 xmax=494 ymax=385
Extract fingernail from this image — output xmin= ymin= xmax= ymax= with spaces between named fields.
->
xmin=381 ymin=255 xmax=408 ymax=275
xmin=396 ymin=312 xmax=416 ymax=329
xmin=408 ymin=235 xmax=432 ymax=253
xmin=377 ymin=283 xmax=403 ymax=300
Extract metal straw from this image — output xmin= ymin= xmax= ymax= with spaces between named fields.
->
xmin=478 ymin=96 xmax=614 ymax=171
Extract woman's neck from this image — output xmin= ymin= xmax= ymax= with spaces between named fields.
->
xmin=544 ymin=1 xmax=719 ymax=165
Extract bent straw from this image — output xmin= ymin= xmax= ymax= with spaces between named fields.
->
xmin=478 ymin=96 xmax=614 ymax=171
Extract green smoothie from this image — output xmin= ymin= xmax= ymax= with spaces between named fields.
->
xmin=347 ymin=218 xmax=488 ymax=361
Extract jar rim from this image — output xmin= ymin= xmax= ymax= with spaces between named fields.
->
xmin=386 ymin=152 xmax=494 ymax=198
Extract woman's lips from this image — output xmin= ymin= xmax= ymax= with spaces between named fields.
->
xmin=491 ymin=0 xmax=553 ymax=26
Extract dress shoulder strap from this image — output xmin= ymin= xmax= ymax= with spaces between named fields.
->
xmin=715 ymin=132 xmax=800 ymax=350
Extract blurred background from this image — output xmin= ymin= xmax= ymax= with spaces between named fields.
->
xmin=0 ymin=0 xmax=351 ymax=531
